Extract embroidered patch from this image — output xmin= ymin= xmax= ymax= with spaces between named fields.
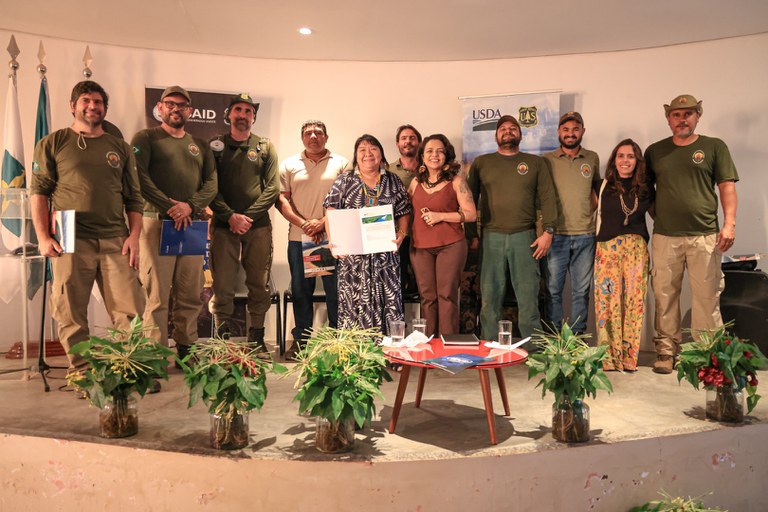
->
xmin=692 ymin=150 xmax=705 ymax=164
xmin=106 ymin=151 xmax=121 ymax=169
xmin=580 ymin=164 xmax=592 ymax=178
xmin=188 ymin=143 xmax=200 ymax=157
xmin=517 ymin=162 xmax=529 ymax=175
xmin=247 ymin=148 xmax=259 ymax=162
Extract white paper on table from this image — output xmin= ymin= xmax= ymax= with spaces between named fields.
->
xmin=381 ymin=333 xmax=432 ymax=349
xmin=484 ymin=336 xmax=531 ymax=351
xmin=327 ymin=205 xmax=396 ymax=255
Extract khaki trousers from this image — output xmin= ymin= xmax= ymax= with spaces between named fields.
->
xmin=209 ymin=223 xmax=273 ymax=329
xmin=651 ymin=233 xmax=724 ymax=356
xmin=50 ymin=236 xmax=144 ymax=368
xmin=140 ymin=218 xmax=204 ymax=347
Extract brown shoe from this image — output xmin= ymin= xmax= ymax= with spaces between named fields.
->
xmin=653 ymin=355 xmax=675 ymax=374
xmin=285 ymin=341 xmax=305 ymax=362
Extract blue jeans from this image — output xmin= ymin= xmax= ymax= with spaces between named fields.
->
xmin=545 ymin=234 xmax=595 ymax=334
xmin=480 ymin=230 xmax=542 ymax=340
xmin=287 ymin=241 xmax=338 ymax=341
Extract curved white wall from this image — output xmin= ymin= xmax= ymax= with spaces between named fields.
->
xmin=1 ymin=29 xmax=766 ymax=347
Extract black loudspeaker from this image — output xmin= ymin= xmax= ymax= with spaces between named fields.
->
xmin=721 ymin=269 xmax=768 ymax=355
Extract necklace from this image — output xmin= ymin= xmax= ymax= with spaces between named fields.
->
xmin=424 ymin=176 xmax=444 ymax=189
xmin=360 ymin=175 xmax=382 ymax=206
xmin=619 ymin=191 xmax=639 ymax=226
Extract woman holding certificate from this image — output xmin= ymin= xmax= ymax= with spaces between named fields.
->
xmin=324 ymin=134 xmax=412 ymax=335
xmin=408 ymin=134 xmax=476 ymax=337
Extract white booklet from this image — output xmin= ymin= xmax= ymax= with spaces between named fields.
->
xmin=327 ymin=205 xmax=396 ymax=255
xmin=50 ymin=210 xmax=76 ymax=254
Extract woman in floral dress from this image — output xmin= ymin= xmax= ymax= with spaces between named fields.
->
xmin=324 ymin=134 xmax=412 ymax=335
xmin=594 ymin=139 xmax=654 ymax=371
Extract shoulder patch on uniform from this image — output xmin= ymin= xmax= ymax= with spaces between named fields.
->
xmin=580 ymin=163 xmax=592 ymax=178
xmin=247 ymin=148 xmax=259 ymax=162
xmin=517 ymin=162 xmax=529 ymax=175
xmin=692 ymin=150 xmax=705 ymax=164
xmin=188 ymin=143 xmax=200 ymax=157
xmin=106 ymin=151 xmax=121 ymax=169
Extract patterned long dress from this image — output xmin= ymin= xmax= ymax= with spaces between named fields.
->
xmin=324 ymin=168 xmax=413 ymax=335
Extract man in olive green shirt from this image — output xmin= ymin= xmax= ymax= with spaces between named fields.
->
xmin=468 ymin=115 xmax=557 ymax=340
xmin=209 ymin=93 xmax=279 ymax=356
xmin=543 ymin=112 xmax=600 ymax=334
xmin=131 ymin=85 xmax=217 ymax=359
xmin=388 ymin=124 xmax=422 ymax=297
xmin=31 ymin=80 xmax=144 ymax=369
xmin=645 ymin=94 xmax=739 ymax=374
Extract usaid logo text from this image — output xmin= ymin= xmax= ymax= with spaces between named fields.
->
xmin=472 ymin=108 xmax=502 ymax=132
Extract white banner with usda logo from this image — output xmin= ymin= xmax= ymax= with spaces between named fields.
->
xmin=460 ymin=91 xmax=560 ymax=163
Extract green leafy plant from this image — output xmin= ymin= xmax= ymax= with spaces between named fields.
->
xmin=289 ymin=325 xmax=392 ymax=428
xmin=526 ymin=323 xmax=613 ymax=404
xmin=630 ymin=490 xmax=726 ymax=511
xmin=183 ymin=337 xmax=287 ymax=418
xmin=676 ymin=323 xmax=767 ymax=413
xmin=67 ymin=316 xmax=173 ymax=408
xmin=183 ymin=337 xmax=287 ymax=449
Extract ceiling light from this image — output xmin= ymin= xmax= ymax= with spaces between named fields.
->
xmin=298 ymin=27 xmax=312 ymax=36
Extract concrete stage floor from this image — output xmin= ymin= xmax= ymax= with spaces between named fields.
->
xmin=1 ymin=348 xmax=766 ymax=511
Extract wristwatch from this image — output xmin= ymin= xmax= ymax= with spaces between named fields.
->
xmin=544 ymin=227 xmax=554 ymax=235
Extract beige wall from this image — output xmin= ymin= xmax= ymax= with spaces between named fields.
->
xmin=1 ymin=29 xmax=766 ymax=348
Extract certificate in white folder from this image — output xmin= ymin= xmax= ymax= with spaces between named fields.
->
xmin=327 ymin=205 xmax=397 ymax=255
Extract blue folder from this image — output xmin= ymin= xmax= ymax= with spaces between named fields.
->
xmin=159 ymin=220 xmax=208 ymax=255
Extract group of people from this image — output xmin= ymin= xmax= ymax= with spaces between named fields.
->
xmin=31 ymin=79 xmax=738 ymax=384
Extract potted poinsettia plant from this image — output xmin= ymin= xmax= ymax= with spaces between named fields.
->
xmin=677 ymin=323 xmax=767 ymax=423
xmin=289 ymin=325 xmax=392 ymax=453
xmin=526 ymin=323 xmax=613 ymax=442
xmin=181 ymin=337 xmax=286 ymax=449
xmin=67 ymin=316 xmax=173 ymax=438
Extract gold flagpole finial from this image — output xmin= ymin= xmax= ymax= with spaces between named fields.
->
xmin=82 ymin=45 xmax=93 ymax=78
xmin=37 ymin=41 xmax=47 ymax=77
xmin=7 ymin=35 xmax=20 ymax=75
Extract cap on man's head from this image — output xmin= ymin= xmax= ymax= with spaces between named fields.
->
xmin=228 ymin=93 xmax=259 ymax=113
xmin=664 ymin=94 xmax=702 ymax=115
xmin=559 ymin=111 xmax=584 ymax=127
xmin=496 ymin=115 xmax=521 ymax=131
xmin=160 ymin=85 xmax=191 ymax=103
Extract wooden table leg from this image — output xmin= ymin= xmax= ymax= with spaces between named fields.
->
xmin=494 ymin=367 xmax=511 ymax=416
xmin=388 ymin=364 xmax=411 ymax=434
xmin=414 ymin=368 xmax=428 ymax=408
xmin=478 ymin=369 xmax=497 ymax=445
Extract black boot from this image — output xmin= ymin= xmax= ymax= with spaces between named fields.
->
xmin=175 ymin=343 xmax=192 ymax=369
xmin=285 ymin=339 xmax=306 ymax=362
xmin=248 ymin=327 xmax=270 ymax=359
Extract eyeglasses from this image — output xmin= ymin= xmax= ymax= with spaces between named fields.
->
xmin=162 ymin=100 xmax=191 ymax=111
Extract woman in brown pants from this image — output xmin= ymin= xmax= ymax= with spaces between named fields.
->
xmin=408 ymin=134 xmax=477 ymax=337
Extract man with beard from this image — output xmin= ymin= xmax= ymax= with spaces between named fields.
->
xmin=388 ymin=124 xmax=422 ymax=297
xmin=467 ymin=115 xmax=557 ymax=341
xmin=131 ymin=86 xmax=217 ymax=361
xmin=31 ymin=80 xmax=144 ymax=370
xmin=389 ymin=125 xmax=421 ymax=189
xmin=276 ymin=120 xmax=348 ymax=360
xmin=208 ymin=93 xmax=279 ymax=356
xmin=542 ymin=112 xmax=600 ymax=335
xmin=645 ymin=94 xmax=738 ymax=374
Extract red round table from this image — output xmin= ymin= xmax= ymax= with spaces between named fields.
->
xmin=383 ymin=339 xmax=528 ymax=445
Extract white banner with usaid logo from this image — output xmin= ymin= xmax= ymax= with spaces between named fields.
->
xmin=144 ymin=86 xmax=244 ymax=140
xmin=460 ymin=91 xmax=560 ymax=163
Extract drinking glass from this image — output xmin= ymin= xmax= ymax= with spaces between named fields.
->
xmin=498 ymin=320 xmax=513 ymax=345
